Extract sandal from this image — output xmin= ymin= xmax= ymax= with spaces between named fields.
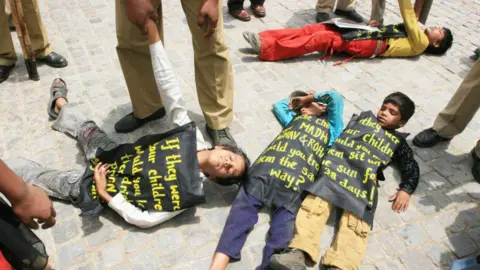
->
xmin=47 ymin=78 xmax=68 ymax=119
xmin=229 ymin=8 xmax=251 ymax=21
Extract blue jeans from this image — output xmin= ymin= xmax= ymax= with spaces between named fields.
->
xmin=215 ymin=187 xmax=295 ymax=270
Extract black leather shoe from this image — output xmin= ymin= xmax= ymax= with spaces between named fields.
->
xmin=316 ymin=12 xmax=330 ymax=23
xmin=472 ymin=150 xmax=480 ymax=182
xmin=0 ymin=65 xmax=14 ymax=84
xmin=114 ymin=108 xmax=166 ymax=133
xmin=334 ymin=9 xmax=364 ymax=23
xmin=37 ymin=52 xmax=68 ymax=68
xmin=413 ymin=128 xmax=452 ymax=148
xmin=206 ymin=125 xmax=237 ymax=147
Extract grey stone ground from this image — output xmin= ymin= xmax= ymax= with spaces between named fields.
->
xmin=1 ymin=0 xmax=480 ymax=269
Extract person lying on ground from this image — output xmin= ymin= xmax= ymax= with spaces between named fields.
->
xmin=5 ymin=21 xmax=250 ymax=229
xmin=209 ymin=90 xmax=344 ymax=270
xmin=269 ymin=92 xmax=420 ymax=270
xmin=242 ymin=0 xmax=452 ymax=64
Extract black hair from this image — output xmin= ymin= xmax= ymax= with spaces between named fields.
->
xmin=424 ymin=27 xmax=453 ymax=55
xmin=383 ymin=92 xmax=415 ymax=122
xmin=213 ymin=144 xmax=251 ymax=186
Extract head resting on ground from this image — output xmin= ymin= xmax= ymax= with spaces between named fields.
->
xmin=424 ymin=27 xmax=453 ymax=55
xmin=198 ymin=144 xmax=250 ymax=186
xmin=377 ymin=92 xmax=415 ymax=130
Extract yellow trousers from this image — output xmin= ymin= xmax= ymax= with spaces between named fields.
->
xmin=0 ymin=0 xmax=51 ymax=66
xmin=115 ymin=0 xmax=234 ymax=129
xmin=316 ymin=0 xmax=356 ymax=13
xmin=433 ymin=60 xmax=480 ymax=156
xmin=289 ymin=194 xmax=371 ymax=270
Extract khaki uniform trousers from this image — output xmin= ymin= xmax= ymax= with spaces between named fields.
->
xmin=316 ymin=0 xmax=356 ymax=13
xmin=0 ymin=0 xmax=51 ymax=66
xmin=115 ymin=0 xmax=234 ymax=130
xmin=433 ymin=60 xmax=480 ymax=157
xmin=370 ymin=0 xmax=432 ymax=24
xmin=289 ymin=194 xmax=370 ymax=270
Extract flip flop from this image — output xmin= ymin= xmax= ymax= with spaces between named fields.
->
xmin=47 ymin=78 xmax=68 ymax=119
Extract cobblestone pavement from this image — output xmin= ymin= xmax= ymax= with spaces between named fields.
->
xmin=1 ymin=0 xmax=480 ymax=269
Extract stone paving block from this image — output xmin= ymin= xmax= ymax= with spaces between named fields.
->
xmin=127 ymin=249 xmax=162 ymax=270
xmin=94 ymin=241 xmax=126 ymax=268
xmin=376 ymin=232 xmax=407 ymax=256
xmin=51 ymin=217 xmax=81 ymax=244
xmin=444 ymin=233 xmax=478 ymax=258
xmin=421 ymin=218 xmax=448 ymax=241
xmin=399 ymin=247 xmax=436 ymax=270
xmin=424 ymin=243 xmax=456 ymax=267
xmin=121 ymin=230 xmax=152 ymax=253
xmin=376 ymin=259 xmax=407 ymax=270
xmin=398 ymin=223 xmax=430 ymax=246
xmin=85 ymin=224 xmax=117 ymax=247
xmin=59 ymin=240 xmax=88 ymax=269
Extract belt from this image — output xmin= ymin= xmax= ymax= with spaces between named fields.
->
xmin=370 ymin=40 xmax=385 ymax=58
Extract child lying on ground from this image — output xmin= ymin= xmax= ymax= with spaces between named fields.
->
xmin=269 ymin=92 xmax=420 ymax=270
xmin=242 ymin=0 xmax=452 ymax=63
xmin=5 ymin=21 xmax=250 ymax=229
xmin=209 ymin=90 xmax=344 ymax=270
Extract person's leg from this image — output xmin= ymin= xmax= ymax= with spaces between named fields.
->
xmin=212 ymin=187 xmax=263 ymax=268
xmin=258 ymin=207 xmax=295 ymax=270
xmin=334 ymin=0 xmax=363 ymax=23
xmin=259 ymin=24 xmax=332 ymax=41
xmin=473 ymin=140 xmax=480 ymax=182
xmin=433 ymin=60 xmax=480 ymax=138
xmin=250 ymin=0 xmax=265 ymax=17
xmin=316 ymin=0 xmax=334 ymax=13
xmin=414 ymin=60 xmax=480 ymax=148
xmin=4 ymin=157 xmax=83 ymax=202
xmin=260 ymin=26 xmax=346 ymax=61
xmin=48 ymin=79 xmax=119 ymax=160
xmin=370 ymin=0 xmax=385 ymax=25
xmin=321 ymin=210 xmax=370 ymax=270
xmin=289 ymin=195 xmax=332 ymax=263
xmin=21 ymin=0 xmax=50 ymax=58
xmin=114 ymin=0 xmax=165 ymax=131
xmin=227 ymin=0 xmax=251 ymax=21
xmin=336 ymin=0 xmax=356 ymax=11
xmin=0 ymin=0 xmax=16 ymax=67
xmin=269 ymin=195 xmax=333 ymax=269
xmin=180 ymin=0 xmax=235 ymax=145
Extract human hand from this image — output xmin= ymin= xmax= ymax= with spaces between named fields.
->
xmin=198 ymin=0 xmax=219 ymax=39
xmin=388 ymin=190 xmax=410 ymax=213
xmin=289 ymin=95 xmax=313 ymax=110
xmin=93 ymin=162 xmax=109 ymax=194
xmin=12 ymin=185 xmax=56 ymax=230
xmin=124 ymin=0 xmax=158 ymax=35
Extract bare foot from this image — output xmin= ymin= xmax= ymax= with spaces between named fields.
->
xmin=53 ymin=79 xmax=67 ymax=114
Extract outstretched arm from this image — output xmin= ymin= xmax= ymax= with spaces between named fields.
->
xmin=0 ymin=159 xmax=56 ymax=229
xmin=398 ymin=0 xmax=429 ymax=52
xmin=146 ymin=20 xmax=206 ymax=144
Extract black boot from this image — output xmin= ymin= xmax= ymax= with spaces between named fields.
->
xmin=316 ymin=12 xmax=330 ymax=23
xmin=0 ymin=65 xmax=14 ymax=84
xmin=334 ymin=9 xmax=364 ymax=23
xmin=114 ymin=108 xmax=166 ymax=133
xmin=413 ymin=128 xmax=452 ymax=148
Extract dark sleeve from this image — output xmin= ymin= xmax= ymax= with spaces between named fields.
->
xmin=392 ymin=139 xmax=420 ymax=195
